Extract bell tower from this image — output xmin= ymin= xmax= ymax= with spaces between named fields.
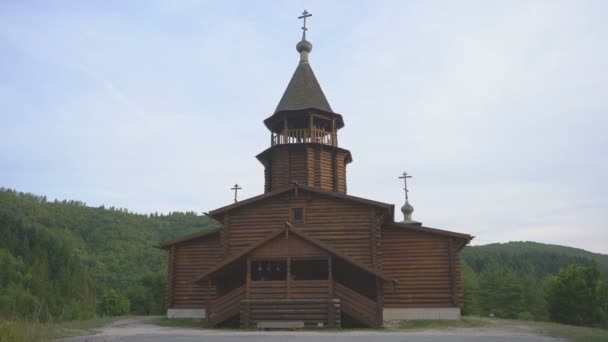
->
xmin=256 ymin=11 xmax=352 ymax=194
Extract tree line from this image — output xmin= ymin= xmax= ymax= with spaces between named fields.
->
xmin=0 ymin=188 xmax=216 ymax=321
xmin=461 ymin=242 xmax=608 ymax=328
xmin=0 ymin=187 xmax=606 ymax=328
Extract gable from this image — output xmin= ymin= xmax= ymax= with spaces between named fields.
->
xmin=208 ymin=183 xmax=393 ymax=221
xmin=192 ymin=225 xmax=395 ymax=284
xmin=251 ymin=231 xmax=328 ymax=258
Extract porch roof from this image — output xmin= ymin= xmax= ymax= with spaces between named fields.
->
xmin=192 ymin=223 xmax=396 ymax=284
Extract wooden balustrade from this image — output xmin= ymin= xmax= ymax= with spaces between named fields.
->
xmin=208 ymin=284 xmax=245 ymax=326
xmin=271 ymin=128 xmax=336 ymax=147
xmin=250 ymin=280 xmax=287 ymax=299
xmin=333 ymin=281 xmax=379 ymax=327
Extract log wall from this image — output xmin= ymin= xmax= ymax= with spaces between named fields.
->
xmin=169 ymin=233 xmax=222 ymax=309
xmin=225 ymin=191 xmax=381 ymax=268
xmin=262 ymin=144 xmax=349 ymax=194
xmin=381 ymin=227 xmax=463 ymax=308
xmin=227 ymin=197 xmax=290 ymax=252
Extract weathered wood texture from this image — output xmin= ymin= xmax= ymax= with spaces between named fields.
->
xmin=226 ymin=197 xmax=290 ymax=252
xmin=262 ymin=144 xmax=349 ymax=194
xmin=240 ymin=299 xmax=341 ymax=328
xmin=250 ymin=232 xmax=327 ymax=259
xmin=381 ymin=227 xmax=464 ymax=308
xmin=208 ymin=284 xmax=245 ymax=326
xmin=248 ymin=280 xmax=331 ymax=300
xmin=224 ymin=191 xmax=382 ymax=268
xmin=334 ymin=281 xmax=380 ymax=327
xmin=169 ymin=234 xmax=222 ymax=309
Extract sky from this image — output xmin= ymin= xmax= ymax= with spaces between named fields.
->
xmin=1 ymin=1 xmax=607 ymax=253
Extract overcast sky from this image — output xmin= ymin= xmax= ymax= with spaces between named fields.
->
xmin=1 ymin=1 xmax=607 ymax=253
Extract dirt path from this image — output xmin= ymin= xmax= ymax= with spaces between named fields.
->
xmin=58 ymin=316 xmax=567 ymax=342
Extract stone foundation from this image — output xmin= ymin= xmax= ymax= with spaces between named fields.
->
xmin=383 ymin=307 xmax=460 ymax=321
xmin=166 ymin=308 xmax=206 ymax=319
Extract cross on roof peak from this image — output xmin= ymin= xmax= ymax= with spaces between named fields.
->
xmin=231 ymin=183 xmax=242 ymax=203
xmin=398 ymin=172 xmax=412 ymax=202
xmin=298 ymin=10 xmax=312 ymax=40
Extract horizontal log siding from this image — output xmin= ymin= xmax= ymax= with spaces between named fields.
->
xmin=319 ymin=149 xmax=333 ymax=191
xmin=171 ymin=234 xmax=222 ymax=308
xmin=289 ymin=149 xmax=307 ymax=185
xmin=250 ymin=280 xmax=287 ymax=299
xmin=306 ymin=146 xmax=316 ymax=186
xmin=336 ymin=151 xmax=347 ymax=194
xmin=301 ymin=196 xmax=373 ymax=267
xmin=269 ymin=147 xmax=289 ymax=191
xmin=225 ymin=192 xmax=377 ymax=268
xmin=264 ymin=144 xmax=348 ymax=194
xmin=455 ymin=251 xmax=464 ymax=307
xmin=291 ymin=280 xmax=331 ymax=299
xmin=381 ymin=228 xmax=458 ymax=308
xmin=227 ymin=197 xmax=290 ymax=252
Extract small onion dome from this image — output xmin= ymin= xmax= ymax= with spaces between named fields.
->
xmin=401 ymin=201 xmax=414 ymax=222
xmin=296 ymin=39 xmax=312 ymax=53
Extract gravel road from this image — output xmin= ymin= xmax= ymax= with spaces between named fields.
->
xmin=58 ymin=317 xmax=567 ymax=342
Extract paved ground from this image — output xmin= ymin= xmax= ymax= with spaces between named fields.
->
xmin=58 ymin=317 xmax=567 ymax=342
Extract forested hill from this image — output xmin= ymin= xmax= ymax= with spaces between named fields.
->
xmin=463 ymin=241 xmax=608 ymax=278
xmin=0 ymin=187 xmax=217 ymax=321
xmin=460 ymin=242 xmax=608 ymax=326
xmin=1 ymin=187 xmax=606 ymax=327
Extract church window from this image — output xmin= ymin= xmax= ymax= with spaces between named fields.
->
xmin=292 ymin=208 xmax=304 ymax=222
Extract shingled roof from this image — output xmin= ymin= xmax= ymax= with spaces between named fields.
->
xmin=274 ymin=60 xmax=333 ymax=114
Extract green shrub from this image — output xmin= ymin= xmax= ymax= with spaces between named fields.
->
xmin=97 ymin=290 xmax=129 ymax=316
xmin=0 ymin=322 xmax=17 ymax=342
xmin=518 ymin=311 xmax=534 ymax=320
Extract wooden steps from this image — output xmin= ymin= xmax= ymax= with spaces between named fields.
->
xmin=241 ymin=298 xmax=340 ymax=328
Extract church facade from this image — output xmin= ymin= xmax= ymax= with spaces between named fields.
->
xmin=160 ymin=16 xmax=472 ymax=328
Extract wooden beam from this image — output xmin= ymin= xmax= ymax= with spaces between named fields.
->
xmin=369 ymin=208 xmax=377 ymax=268
xmin=448 ymin=237 xmax=458 ymax=306
xmin=328 ymin=256 xmax=333 ymax=298
xmin=246 ymin=257 xmax=251 ymax=299
xmin=376 ymin=277 xmax=384 ymax=327
xmin=287 ymin=256 xmax=292 ymax=299
xmin=222 ymin=212 xmax=230 ymax=258
xmin=166 ymin=245 xmax=176 ymax=309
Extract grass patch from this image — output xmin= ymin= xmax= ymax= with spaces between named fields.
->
xmin=152 ymin=317 xmax=209 ymax=329
xmin=396 ymin=316 xmax=488 ymax=330
xmin=489 ymin=318 xmax=608 ymax=342
xmin=0 ymin=316 xmax=123 ymax=342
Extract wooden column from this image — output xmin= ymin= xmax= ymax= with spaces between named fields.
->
xmin=283 ymin=118 xmax=288 ymax=144
xmin=332 ymin=150 xmax=338 ymax=192
xmin=287 ymin=257 xmax=292 ymax=299
xmin=328 ymin=256 xmax=333 ymax=297
xmin=376 ymin=278 xmax=384 ymax=327
xmin=448 ymin=238 xmax=458 ymax=306
xmin=310 ymin=114 xmax=314 ymax=143
xmin=369 ymin=209 xmax=377 ymax=267
xmin=246 ymin=257 xmax=251 ymax=299
xmin=331 ymin=118 xmax=336 ymax=146
xmin=166 ymin=246 xmax=176 ymax=309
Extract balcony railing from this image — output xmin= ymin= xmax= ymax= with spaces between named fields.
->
xmin=271 ymin=128 xmax=337 ymax=147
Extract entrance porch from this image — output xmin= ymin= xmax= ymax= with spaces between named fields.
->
xmin=193 ymin=225 xmax=394 ymax=328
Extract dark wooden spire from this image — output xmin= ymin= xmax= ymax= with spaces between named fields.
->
xmin=257 ymin=14 xmax=352 ymax=194
xmin=274 ymin=61 xmax=333 ymax=114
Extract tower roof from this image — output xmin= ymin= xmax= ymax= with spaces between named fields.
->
xmin=274 ymin=53 xmax=334 ymax=114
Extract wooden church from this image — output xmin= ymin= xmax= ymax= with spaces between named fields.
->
xmin=160 ymin=12 xmax=472 ymax=328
